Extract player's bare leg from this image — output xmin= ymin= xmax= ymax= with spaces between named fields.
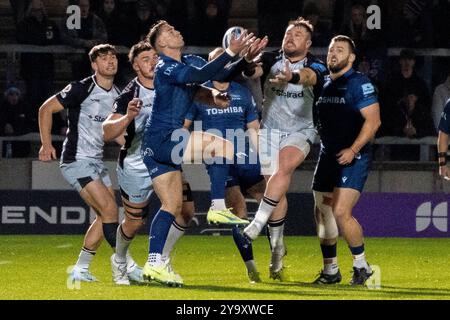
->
xmin=184 ymin=131 xmax=249 ymax=225
xmin=245 ymin=146 xmax=305 ymax=240
xmin=332 ymin=187 xmax=372 ymax=285
xmin=226 ymin=186 xmax=261 ymax=283
xmin=312 ymin=191 xmax=341 ymax=284
xmin=143 ymin=171 xmax=184 ymax=286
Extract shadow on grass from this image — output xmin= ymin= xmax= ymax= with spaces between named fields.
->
xmin=178 ymin=282 xmax=450 ymax=299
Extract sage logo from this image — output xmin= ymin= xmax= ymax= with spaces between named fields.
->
xmin=416 ymin=202 xmax=448 ymax=232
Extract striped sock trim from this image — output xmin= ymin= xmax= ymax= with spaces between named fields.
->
xmin=268 ymin=218 xmax=285 ymax=227
xmin=263 ymin=196 xmax=279 ymax=207
xmin=172 ymin=221 xmax=188 ymax=232
xmin=81 ymin=247 xmax=96 ymax=255
xmin=119 ymin=225 xmax=133 ymax=241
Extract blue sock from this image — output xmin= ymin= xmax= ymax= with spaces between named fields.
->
xmin=349 ymin=244 xmax=365 ymax=256
xmin=232 ymin=225 xmax=254 ymax=262
xmin=149 ymin=209 xmax=175 ymax=255
xmin=208 ymin=159 xmax=229 ymax=200
xmin=102 ymin=222 xmax=118 ymax=249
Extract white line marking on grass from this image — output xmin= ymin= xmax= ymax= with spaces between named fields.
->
xmin=56 ymin=244 xmax=73 ymax=249
xmin=0 ymin=261 xmax=12 ymax=265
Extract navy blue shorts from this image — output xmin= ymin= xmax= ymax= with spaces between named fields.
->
xmin=142 ymin=129 xmax=189 ymax=179
xmin=226 ymin=161 xmax=264 ymax=192
xmin=312 ymin=149 xmax=371 ymax=193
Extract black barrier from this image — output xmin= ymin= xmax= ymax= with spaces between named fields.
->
xmin=0 ymin=191 xmax=316 ymax=235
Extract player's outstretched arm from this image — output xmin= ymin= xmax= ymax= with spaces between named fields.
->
xmin=214 ymin=36 xmax=268 ymax=82
xmin=337 ymin=103 xmax=381 ymax=165
xmin=38 ymin=96 xmax=64 ymax=162
xmin=269 ymin=60 xmax=318 ymax=86
xmin=438 ymin=131 xmax=450 ymax=180
xmin=103 ymin=98 xmax=142 ymax=142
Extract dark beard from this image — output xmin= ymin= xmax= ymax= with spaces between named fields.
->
xmin=328 ymin=58 xmax=349 ymax=73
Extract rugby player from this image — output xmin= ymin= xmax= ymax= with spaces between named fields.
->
xmin=141 ymin=21 xmax=267 ymax=286
xmin=184 ymin=48 xmax=266 ymax=283
xmin=243 ymin=17 xmax=327 ymax=280
xmin=38 ymin=44 xmax=141 ymax=283
xmin=312 ymin=35 xmax=381 ymax=285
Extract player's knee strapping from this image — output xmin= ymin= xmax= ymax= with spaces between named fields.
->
xmin=123 ymin=203 xmax=148 ymax=220
xmin=313 ymin=191 xmax=338 ymax=240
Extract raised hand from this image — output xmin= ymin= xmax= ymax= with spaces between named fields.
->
xmin=244 ymin=36 xmax=269 ymax=62
xmin=269 ymin=60 xmax=293 ymax=84
xmin=126 ymin=98 xmax=142 ymax=119
xmin=228 ymin=30 xmax=255 ymax=56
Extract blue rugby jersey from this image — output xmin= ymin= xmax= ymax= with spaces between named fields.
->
xmin=316 ymin=68 xmax=378 ymax=153
xmin=145 ymin=52 xmax=234 ymax=134
xmin=185 ymin=81 xmax=258 ymax=137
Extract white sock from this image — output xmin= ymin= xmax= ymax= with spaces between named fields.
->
xmin=75 ymin=247 xmax=96 ymax=269
xmin=353 ymin=252 xmax=370 ymax=270
xmin=323 ymin=257 xmax=339 ymax=275
xmin=115 ymin=225 xmax=132 ymax=263
xmin=268 ymin=219 xmax=285 ymax=253
xmin=254 ymin=197 xmax=279 ymax=228
xmin=162 ymin=221 xmax=187 ymax=261
xmin=147 ymin=253 xmax=163 ymax=267
xmin=245 ymin=260 xmax=257 ymax=273
xmin=211 ymin=199 xmax=226 ymax=210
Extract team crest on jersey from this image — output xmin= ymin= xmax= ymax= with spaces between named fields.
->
xmin=361 ymin=83 xmax=375 ymax=95
xmin=60 ymin=84 xmax=72 ymax=99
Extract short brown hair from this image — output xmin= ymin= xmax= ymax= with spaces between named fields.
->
xmin=289 ymin=17 xmax=314 ymax=37
xmin=88 ymin=44 xmax=116 ymax=62
xmin=146 ymin=20 xmax=169 ymax=49
xmin=128 ymin=41 xmax=154 ymax=63
xmin=331 ymin=35 xmax=356 ymax=54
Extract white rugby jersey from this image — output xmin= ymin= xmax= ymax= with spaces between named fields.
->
xmin=56 ymin=75 xmax=120 ymax=163
xmin=260 ymin=51 xmax=327 ymax=140
xmin=112 ymin=77 xmax=154 ymax=172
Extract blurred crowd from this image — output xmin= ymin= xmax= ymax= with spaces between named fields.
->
xmin=2 ymin=0 xmax=450 ymax=160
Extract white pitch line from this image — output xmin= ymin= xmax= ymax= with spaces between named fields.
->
xmin=56 ymin=244 xmax=73 ymax=249
xmin=0 ymin=261 xmax=12 ymax=265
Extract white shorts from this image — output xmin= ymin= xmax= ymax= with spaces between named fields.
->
xmin=60 ymin=159 xmax=112 ymax=192
xmin=258 ymin=129 xmax=313 ymax=176
xmin=117 ymin=165 xmax=153 ymax=204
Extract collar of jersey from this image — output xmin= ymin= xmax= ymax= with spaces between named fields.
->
xmin=92 ymin=75 xmax=114 ymax=92
xmin=135 ymin=77 xmax=154 ymax=91
xmin=342 ymin=68 xmax=355 ymax=78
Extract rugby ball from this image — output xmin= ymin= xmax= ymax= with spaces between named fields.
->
xmin=222 ymin=26 xmax=245 ymax=49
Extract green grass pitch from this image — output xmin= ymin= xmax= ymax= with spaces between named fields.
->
xmin=1 ymin=235 xmax=450 ymax=300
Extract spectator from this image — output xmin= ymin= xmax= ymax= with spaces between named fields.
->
xmin=17 ymin=0 xmax=60 ymax=130
xmin=192 ymin=0 xmax=228 ymax=46
xmin=60 ymin=0 xmax=108 ymax=79
xmin=135 ymin=1 xmax=159 ymax=42
xmin=0 ymin=87 xmax=31 ymax=157
xmin=258 ymin=0 xmax=304 ymax=44
xmin=382 ymin=49 xmax=434 ymax=138
xmin=303 ymin=2 xmax=331 ymax=47
xmin=339 ymin=4 xmax=369 ymax=48
xmin=432 ymin=69 xmax=450 ymax=132
xmin=387 ymin=0 xmax=433 ymax=47
xmin=97 ymin=0 xmax=124 ymax=45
